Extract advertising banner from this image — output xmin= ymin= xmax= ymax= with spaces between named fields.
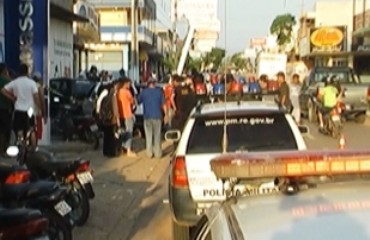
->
xmin=309 ymin=26 xmax=346 ymax=53
xmin=4 ymin=0 xmax=49 ymax=79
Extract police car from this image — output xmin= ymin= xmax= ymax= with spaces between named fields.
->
xmin=164 ymin=96 xmax=309 ymax=240
xmin=192 ymin=149 xmax=370 ymax=240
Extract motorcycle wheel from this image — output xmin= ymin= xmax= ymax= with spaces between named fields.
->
xmin=84 ymin=129 xmax=100 ymax=150
xmin=66 ymin=183 xmax=90 ymax=226
xmin=44 ymin=210 xmax=72 ymax=240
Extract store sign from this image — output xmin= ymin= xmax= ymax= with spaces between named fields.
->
xmin=4 ymin=0 xmax=48 ymax=77
xmin=310 ymin=26 xmax=346 ymax=53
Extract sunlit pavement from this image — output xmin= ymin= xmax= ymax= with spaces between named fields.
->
xmin=125 ymin=119 xmax=370 ymax=240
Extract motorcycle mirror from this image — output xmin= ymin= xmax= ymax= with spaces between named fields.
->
xmin=6 ymin=146 xmax=19 ymax=157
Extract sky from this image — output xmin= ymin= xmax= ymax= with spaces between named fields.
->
xmin=216 ymin=0 xmax=322 ymax=54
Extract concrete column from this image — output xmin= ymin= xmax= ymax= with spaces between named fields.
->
xmin=85 ymin=50 xmax=89 ymax=71
xmin=122 ymin=44 xmax=129 ymax=75
xmin=78 ymin=50 xmax=82 ymax=74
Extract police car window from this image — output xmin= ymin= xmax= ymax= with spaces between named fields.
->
xmin=186 ymin=113 xmax=297 ymax=154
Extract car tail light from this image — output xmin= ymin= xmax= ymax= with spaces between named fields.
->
xmin=5 ymin=171 xmax=31 ymax=184
xmin=172 ymin=156 xmax=189 ymax=188
xmin=1 ymin=217 xmax=49 ymax=239
xmin=77 ymin=161 xmax=90 ymax=172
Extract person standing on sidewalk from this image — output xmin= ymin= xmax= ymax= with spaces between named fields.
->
xmin=1 ymin=64 xmax=41 ymax=150
xmin=0 ymin=63 xmax=13 ymax=155
xmin=117 ymin=78 xmax=137 ymax=158
xmin=32 ymin=72 xmax=47 ymax=142
xmin=138 ymin=78 xmax=167 ymax=158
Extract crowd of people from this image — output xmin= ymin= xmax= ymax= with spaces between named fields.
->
xmin=0 ymin=61 xmax=342 ymax=159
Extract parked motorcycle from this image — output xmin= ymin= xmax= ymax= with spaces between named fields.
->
xmin=7 ymin=144 xmax=95 ymax=227
xmin=0 ymin=164 xmax=73 ymax=240
xmin=58 ymin=103 xmax=99 ymax=150
xmin=320 ymin=101 xmax=344 ymax=138
xmin=0 ymin=207 xmax=50 ymax=240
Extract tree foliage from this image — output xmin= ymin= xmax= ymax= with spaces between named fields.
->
xmin=270 ymin=13 xmax=296 ymax=46
xmin=202 ymin=47 xmax=226 ymax=70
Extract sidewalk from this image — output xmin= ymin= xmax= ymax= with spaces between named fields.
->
xmin=65 ymin=139 xmax=173 ymax=240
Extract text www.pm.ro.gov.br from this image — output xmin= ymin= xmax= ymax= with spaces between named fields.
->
xmin=204 ymin=117 xmax=275 ymax=126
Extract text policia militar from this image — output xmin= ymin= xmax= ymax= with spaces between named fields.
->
xmin=204 ymin=117 xmax=275 ymax=127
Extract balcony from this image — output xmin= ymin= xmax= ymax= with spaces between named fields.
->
xmin=100 ymin=25 xmax=154 ymax=45
xmin=89 ymin=0 xmax=156 ymax=18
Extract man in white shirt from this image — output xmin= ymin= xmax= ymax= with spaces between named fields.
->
xmin=1 ymin=64 xmax=41 ymax=149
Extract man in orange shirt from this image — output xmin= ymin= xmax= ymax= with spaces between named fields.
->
xmin=118 ymin=78 xmax=137 ymax=157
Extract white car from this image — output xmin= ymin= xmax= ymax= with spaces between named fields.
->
xmin=165 ymin=99 xmax=309 ymax=240
xmin=193 ymin=149 xmax=370 ymax=240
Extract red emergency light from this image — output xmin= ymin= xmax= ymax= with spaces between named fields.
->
xmin=210 ymin=150 xmax=370 ymax=179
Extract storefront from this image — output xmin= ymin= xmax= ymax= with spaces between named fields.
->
xmin=305 ymin=26 xmax=350 ymax=67
xmin=352 ymin=10 xmax=370 ymax=76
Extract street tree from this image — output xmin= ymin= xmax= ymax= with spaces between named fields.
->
xmin=270 ymin=13 xmax=296 ymax=48
xmin=202 ymin=47 xmax=226 ymax=70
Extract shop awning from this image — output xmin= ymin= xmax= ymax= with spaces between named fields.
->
xmin=50 ymin=3 xmax=88 ymax=23
xmin=353 ymin=27 xmax=370 ymax=37
xmin=304 ymin=51 xmax=352 ymax=57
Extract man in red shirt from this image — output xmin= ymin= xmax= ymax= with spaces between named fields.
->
xmin=117 ymin=78 xmax=137 ymax=157
xmin=163 ymin=76 xmax=176 ymax=128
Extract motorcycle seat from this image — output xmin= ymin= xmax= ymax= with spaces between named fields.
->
xmin=42 ymin=159 xmax=85 ymax=175
xmin=1 ymin=181 xmax=58 ymax=202
xmin=27 ymin=149 xmax=87 ymax=177
xmin=0 ymin=207 xmax=42 ymax=226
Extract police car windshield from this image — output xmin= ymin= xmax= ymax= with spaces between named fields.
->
xmin=231 ymin=182 xmax=370 ymax=240
xmin=186 ymin=112 xmax=297 ymax=154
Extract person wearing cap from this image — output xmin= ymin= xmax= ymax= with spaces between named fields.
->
xmin=138 ymin=77 xmax=167 ymax=158
xmin=277 ymin=71 xmax=292 ymax=113
xmin=117 ymin=77 xmax=137 ymax=157
xmin=33 ymin=72 xmax=47 ymax=142
xmin=0 ymin=63 xmax=12 ymax=155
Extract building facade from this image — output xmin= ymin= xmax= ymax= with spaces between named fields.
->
xmin=86 ymin=0 xmax=159 ymax=82
xmin=298 ymin=1 xmax=356 ymax=67
xmin=176 ymin=0 xmax=220 ymax=54
xmin=73 ymin=0 xmax=100 ymax=76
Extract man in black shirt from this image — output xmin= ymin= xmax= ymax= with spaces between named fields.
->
xmin=277 ymin=71 xmax=292 ymax=113
xmin=172 ymin=76 xmax=197 ymax=130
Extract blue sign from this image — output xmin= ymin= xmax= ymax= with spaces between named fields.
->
xmin=4 ymin=0 xmax=48 ymax=77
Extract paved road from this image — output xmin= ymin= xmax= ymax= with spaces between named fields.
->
xmin=127 ymin=120 xmax=370 ymax=240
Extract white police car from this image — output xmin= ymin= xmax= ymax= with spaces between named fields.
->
xmin=193 ymin=149 xmax=370 ymax=240
xmin=165 ymin=96 xmax=309 ymax=240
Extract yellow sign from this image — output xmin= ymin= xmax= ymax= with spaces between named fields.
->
xmin=310 ymin=27 xmax=344 ymax=47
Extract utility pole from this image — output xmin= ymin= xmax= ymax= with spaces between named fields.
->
xmin=131 ymin=0 xmax=140 ymax=83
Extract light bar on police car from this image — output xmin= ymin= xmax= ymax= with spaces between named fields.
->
xmin=210 ymin=150 xmax=370 ymax=179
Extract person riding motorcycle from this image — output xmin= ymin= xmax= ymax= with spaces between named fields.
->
xmin=317 ymin=76 xmax=342 ymax=130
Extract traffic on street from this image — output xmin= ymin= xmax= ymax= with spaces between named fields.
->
xmin=1 ymin=0 xmax=370 ymax=240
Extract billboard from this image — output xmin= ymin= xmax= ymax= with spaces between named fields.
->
xmin=309 ymin=26 xmax=346 ymax=53
xmin=4 ymin=0 xmax=49 ymax=79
